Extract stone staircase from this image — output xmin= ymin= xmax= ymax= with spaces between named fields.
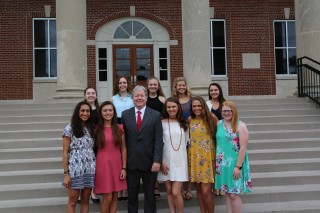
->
xmin=0 ymin=97 xmax=320 ymax=213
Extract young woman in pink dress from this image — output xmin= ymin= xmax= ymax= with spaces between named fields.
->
xmin=94 ymin=101 xmax=127 ymax=213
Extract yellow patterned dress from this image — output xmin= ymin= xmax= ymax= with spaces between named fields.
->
xmin=188 ymin=118 xmax=215 ymax=183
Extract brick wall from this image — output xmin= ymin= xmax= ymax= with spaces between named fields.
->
xmin=211 ymin=0 xmax=295 ymax=95
xmin=0 ymin=0 xmax=294 ymax=99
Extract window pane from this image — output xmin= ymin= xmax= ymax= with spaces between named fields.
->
xmin=136 ymin=48 xmax=150 ymax=58
xmin=213 ymin=49 xmax=226 ymax=75
xmin=114 ymin=28 xmax=130 ymax=39
xmin=35 ymin=49 xmax=49 ymax=77
xmin=288 ymin=48 xmax=297 ymax=74
xmin=116 ymin=71 xmax=130 ymax=79
xmin=116 ymin=48 xmax=130 ymax=59
xmin=274 ymin=22 xmax=286 ymax=47
xmin=99 ymin=48 xmax=107 ymax=58
xmin=116 ymin=60 xmax=130 ymax=71
xmin=99 ymin=60 xmax=107 ymax=70
xmin=49 ymin=20 xmax=56 ymax=47
xmin=159 ymin=48 xmax=167 ymax=58
xmin=137 ymin=70 xmax=150 ymax=80
xmin=136 ymin=27 xmax=152 ymax=39
xmin=137 ymin=59 xmax=150 ymax=71
xmin=34 ymin=20 xmax=48 ymax=47
xmin=159 ymin=59 xmax=167 ymax=69
xmin=133 ymin=21 xmax=144 ymax=36
xmin=212 ymin=21 xmax=225 ymax=47
xmin=121 ymin=21 xmax=133 ymax=35
xmin=287 ymin=22 xmax=296 ymax=47
xmin=275 ymin=49 xmax=287 ymax=74
xmin=160 ymin=70 xmax=168 ymax=80
xmin=50 ymin=49 xmax=57 ymax=77
xmin=99 ymin=71 xmax=107 ymax=81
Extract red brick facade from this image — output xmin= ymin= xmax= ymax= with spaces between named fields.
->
xmin=0 ymin=0 xmax=294 ymax=100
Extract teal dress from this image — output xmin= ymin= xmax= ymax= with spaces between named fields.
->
xmin=215 ymin=120 xmax=252 ymax=194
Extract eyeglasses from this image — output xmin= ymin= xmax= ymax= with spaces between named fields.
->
xmin=222 ymin=110 xmax=232 ymax=114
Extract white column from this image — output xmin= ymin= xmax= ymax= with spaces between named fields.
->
xmin=55 ymin=0 xmax=87 ymax=98
xmin=295 ymin=0 xmax=320 ymax=62
xmin=181 ymin=0 xmax=211 ymax=96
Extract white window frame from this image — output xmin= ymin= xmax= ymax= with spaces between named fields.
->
xmin=274 ymin=20 xmax=296 ymax=75
xmin=32 ymin=18 xmax=57 ymax=79
xmin=210 ymin=19 xmax=227 ymax=76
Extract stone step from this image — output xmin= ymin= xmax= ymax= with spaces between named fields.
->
xmin=0 ymin=187 xmax=319 ymax=213
xmin=0 ymin=115 xmax=70 ymax=123
xmin=0 ymin=138 xmax=61 ymax=149
xmin=237 ymin=102 xmax=316 ymax=110
xmin=247 ymin=121 xmax=320 ymax=131
xmin=249 ymin=138 xmax=320 ymax=149
xmin=251 ymin=158 xmax=320 ymax=172
xmin=0 ymin=169 xmax=62 ymax=185
xmin=248 ymin=147 xmax=320 ymax=160
xmin=0 ymin=108 xmax=73 ymax=116
xmin=252 ymin=170 xmax=320 ymax=187
xmin=0 ymin=158 xmax=61 ymax=171
xmin=0 ymin=102 xmax=76 ymax=110
xmin=0 ymin=147 xmax=61 ymax=160
xmin=239 ymin=108 xmax=320 ymax=117
xmin=0 ymin=122 xmax=68 ymax=131
xmin=241 ymin=114 xmax=320 ymax=123
xmin=249 ymin=129 xmax=320 ymax=140
xmin=232 ymin=97 xmax=311 ymax=104
xmin=0 ymin=129 xmax=62 ymax=140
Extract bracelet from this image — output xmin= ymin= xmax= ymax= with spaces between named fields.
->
xmin=235 ymin=165 xmax=242 ymax=170
xmin=122 ymin=168 xmax=126 ymax=170
xmin=64 ymin=170 xmax=69 ymax=174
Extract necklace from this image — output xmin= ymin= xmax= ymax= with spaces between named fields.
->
xmin=168 ymin=119 xmax=182 ymax=151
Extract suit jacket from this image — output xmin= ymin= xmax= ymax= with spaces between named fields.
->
xmin=122 ymin=106 xmax=163 ymax=171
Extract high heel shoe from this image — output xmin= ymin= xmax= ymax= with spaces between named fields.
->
xmin=91 ymin=196 xmax=100 ymax=203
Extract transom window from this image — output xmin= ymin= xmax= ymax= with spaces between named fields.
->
xmin=210 ymin=19 xmax=227 ymax=76
xmin=114 ymin=21 xmax=152 ymax=39
xmin=274 ymin=20 xmax=296 ymax=75
xmin=33 ymin=18 xmax=57 ymax=78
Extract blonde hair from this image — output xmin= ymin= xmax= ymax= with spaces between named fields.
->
xmin=147 ymin=76 xmax=165 ymax=97
xmin=171 ymin=77 xmax=192 ymax=98
xmin=222 ymin=100 xmax=238 ymax=132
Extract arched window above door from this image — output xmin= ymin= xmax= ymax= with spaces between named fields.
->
xmin=114 ymin=21 xmax=152 ymax=39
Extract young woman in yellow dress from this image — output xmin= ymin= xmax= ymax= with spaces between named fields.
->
xmin=188 ymin=96 xmax=218 ymax=213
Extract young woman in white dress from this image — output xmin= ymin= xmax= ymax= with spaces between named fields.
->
xmin=158 ymin=97 xmax=189 ymax=213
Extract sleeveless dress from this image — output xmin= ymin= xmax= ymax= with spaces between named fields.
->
xmin=157 ymin=120 xmax=189 ymax=182
xmin=188 ymin=118 xmax=215 ymax=183
xmin=146 ymin=95 xmax=164 ymax=113
xmin=215 ymin=120 xmax=252 ymax=194
xmin=180 ymin=98 xmax=192 ymax=120
xmin=94 ymin=125 xmax=127 ymax=193
xmin=62 ymin=125 xmax=96 ymax=189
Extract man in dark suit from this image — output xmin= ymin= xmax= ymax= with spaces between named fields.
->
xmin=122 ymin=85 xmax=163 ymax=213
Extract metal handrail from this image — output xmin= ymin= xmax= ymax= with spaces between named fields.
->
xmin=297 ymin=56 xmax=320 ymax=106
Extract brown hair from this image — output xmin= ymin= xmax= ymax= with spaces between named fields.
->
xmin=113 ymin=76 xmax=131 ymax=95
xmin=190 ymin=96 xmax=216 ymax=139
xmin=95 ymin=101 xmax=123 ymax=148
xmin=84 ymin=87 xmax=99 ymax=111
xmin=162 ymin=97 xmax=188 ymax=131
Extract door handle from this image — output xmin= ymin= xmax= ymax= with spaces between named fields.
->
xmin=134 ymin=75 xmax=137 ymax=84
xmin=131 ymin=75 xmax=133 ymax=84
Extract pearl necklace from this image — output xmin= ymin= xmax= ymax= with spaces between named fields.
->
xmin=168 ymin=119 xmax=182 ymax=151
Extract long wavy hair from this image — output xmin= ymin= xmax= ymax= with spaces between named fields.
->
xmin=222 ymin=100 xmax=239 ymax=133
xmin=162 ymin=97 xmax=188 ymax=131
xmin=95 ymin=101 xmax=123 ymax=148
xmin=83 ymin=86 xmax=99 ymax=111
xmin=171 ymin=77 xmax=192 ymax=98
xmin=113 ymin=76 xmax=131 ymax=95
xmin=190 ymin=96 xmax=216 ymax=139
xmin=71 ymin=101 xmax=94 ymax=138
xmin=147 ymin=76 xmax=165 ymax=97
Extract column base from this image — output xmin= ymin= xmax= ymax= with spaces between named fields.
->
xmin=190 ymin=85 xmax=208 ymax=98
xmin=54 ymin=88 xmax=84 ymax=99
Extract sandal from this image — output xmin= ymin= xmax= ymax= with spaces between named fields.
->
xmin=184 ymin=191 xmax=192 ymax=200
